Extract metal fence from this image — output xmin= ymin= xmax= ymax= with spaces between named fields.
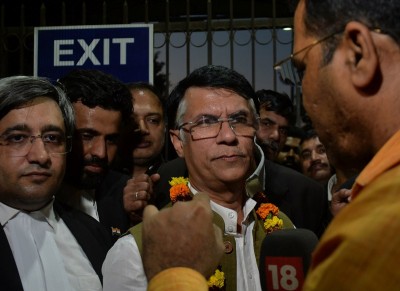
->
xmin=0 ymin=0 xmax=295 ymax=96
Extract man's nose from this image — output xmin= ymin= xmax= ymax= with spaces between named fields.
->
xmin=89 ymin=137 xmax=107 ymax=159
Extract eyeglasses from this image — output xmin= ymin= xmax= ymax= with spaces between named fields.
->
xmin=258 ymin=118 xmax=288 ymax=136
xmin=0 ymin=133 xmax=72 ymax=157
xmin=178 ymin=115 xmax=256 ymax=140
xmin=273 ymin=31 xmax=341 ymax=86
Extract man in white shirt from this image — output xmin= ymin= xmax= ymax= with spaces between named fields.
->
xmin=0 ymin=76 xmax=112 ymax=290
xmin=102 ymin=65 xmax=294 ymax=291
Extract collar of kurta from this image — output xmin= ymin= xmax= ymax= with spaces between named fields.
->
xmin=353 ymin=130 xmax=400 ymax=198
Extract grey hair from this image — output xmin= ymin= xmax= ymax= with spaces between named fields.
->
xmin=0 ymin=76 xmax=75 ymax=137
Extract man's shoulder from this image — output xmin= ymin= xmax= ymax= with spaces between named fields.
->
xmin=100 ymin=170 xmax=131 ymax=189
xmin=157 ymin=158 xmax=187 ymax=176
xmin=54 ymin=200 xmax=112 ymax=245
xmin=265 ymin=159 xmax=322 ymax=189
xmin=96 ymin=170 xmax=130 ymax=200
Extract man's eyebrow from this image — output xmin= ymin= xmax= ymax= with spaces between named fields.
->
xmin=144 ymin=113 xmax=163 ymax=118
xmin=1 ymin=124 xmax=65 ymax=136
xmin=260 ymin=117 xmax=277 ymax=124
xmin=190 ymin=113 xmax=218 ymax=121
xmin=0 ymin=124 xmax=29 ymax=135
xmin=301 ymin=149 xmax=311 ymax=155
xmin=229 ymin=110 xmax=250 ymax=117
xmin=41 ymin=125 xmax=65 ymax=134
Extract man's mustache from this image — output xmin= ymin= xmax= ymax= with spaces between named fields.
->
xmin=308 ymin=160 xmax=328 ymax=173
xmin=83 ymin=156 xmax=108 ymax=169
xmin=259 ymin=139 xmax=279 ymax=152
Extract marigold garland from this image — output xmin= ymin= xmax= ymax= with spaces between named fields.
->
xmin=207 ymin=267 xmax=225 ymax=290
xmin=169 ymin=177 xmax=191 ymax=203
xmin=169 ymin=177 xmax=224 ymax=289
xmin=253 ymin=191 xmax=283 ymax=234
xmin=168 ymin=178 xmax=283 ymax=289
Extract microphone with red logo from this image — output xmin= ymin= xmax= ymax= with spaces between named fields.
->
xmin=259 ymin=228 xmax=319 ymax=291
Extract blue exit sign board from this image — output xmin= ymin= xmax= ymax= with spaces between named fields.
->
xmin=34 ymin=24 xmax=153 ymax=83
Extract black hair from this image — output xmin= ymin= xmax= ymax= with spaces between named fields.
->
xmin=58 ymin=69 xmax=132 ymax=125
xmin=167 ymin=65 xmax=257 ymax=129
xmin=300 ymin=127 xmax=318 ymax=145
xmin=256 ymin=89 xmax=295 ymax=126
xmin=127 ymin=82 xmax=162 ymax=101
xmin=299 ymin=0 xmax=400 ymax=64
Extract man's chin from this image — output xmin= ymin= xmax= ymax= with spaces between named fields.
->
xmin=264 ymin=147 xmax=278 ymax=160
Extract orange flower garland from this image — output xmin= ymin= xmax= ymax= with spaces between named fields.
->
xmin=253 ymin=192 xmax=283 ymax=233
xmin=169 ymin=177 xmax=191 ymax=203
xmin=169 ymin=177 xmax=225 ymax=290
xmin=168 ymin=178 xmax=283 ymax=289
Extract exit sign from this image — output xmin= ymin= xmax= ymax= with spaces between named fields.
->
xmin=34 ymin=24 xmax=153 ymax=83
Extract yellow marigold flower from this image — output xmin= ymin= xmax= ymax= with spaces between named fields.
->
xmin=264 ymin=216 xmax=283 ymax=233
xmin=207 ymin=269 xmax=225 ymax=288
xmin=169 ymin=177 xmax=189 ymax=187
xmin=256 ymin=203 xmax=279 ymax=220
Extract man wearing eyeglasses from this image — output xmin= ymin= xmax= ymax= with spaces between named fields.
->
xmin=274 ymin=0 xmax=400 ymax=289
xmin=102 ymin=65 xmax=295 ymax=291
xmin=0 ymin=76 xmax=112 ymax=290
xmin=105 ymin=0 xmax=400 ymax=289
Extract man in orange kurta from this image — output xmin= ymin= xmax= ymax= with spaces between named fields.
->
xmin=141 ymin=0 xmax=400 ymax=289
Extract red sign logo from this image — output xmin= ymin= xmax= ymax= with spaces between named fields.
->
xmin=264 ymin=256 xmax=304 ymax=290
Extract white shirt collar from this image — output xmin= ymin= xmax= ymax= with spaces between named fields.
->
xmin=248 ymin=142 xmax=266 ymax=189
xmin=189 ymin=183 xmax=257 ymax=235
xmin=0 ymin=198 xmax=57 ymax=230
xmin=327 ymin=173 xmax=337 ymax=201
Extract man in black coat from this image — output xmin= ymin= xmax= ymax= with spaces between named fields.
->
xmin=0 ymin=76 xmax=112 ymax=290
xmin=56 ymin=69 xmax=135 ymax=242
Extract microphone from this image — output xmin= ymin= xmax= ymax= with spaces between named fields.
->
xmin=259 ymin=228 xmax=319 ymax=291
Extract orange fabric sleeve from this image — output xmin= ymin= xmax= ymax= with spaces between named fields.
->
xmin=148 ymin=267 xmax=208 ymax=291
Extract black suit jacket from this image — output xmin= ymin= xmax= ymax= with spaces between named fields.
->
xmin=154 ymin=158 xmax=328 ymax=237
xmin=0 ymin=200 xmax=112 ymax=290
xmin=263 ymin=159 xmax=328 ymax=237
xmin=96 ymin=170 xmax=132 ymax=241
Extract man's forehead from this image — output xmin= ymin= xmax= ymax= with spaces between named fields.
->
xmin=185 ymin=86 xmax=246 ymax=99
xmin=184 ymin=87 xmax=250 ymax=112
xmin=134 ymin=94 xmax=164 ymax=115
xmin=0 ymin=98 xmax=64 ymax=131
xmin=260 ymin=110 xmax=288 ymax=124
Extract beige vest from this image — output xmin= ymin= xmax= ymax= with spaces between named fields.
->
xmin=129 ymin=203 xmax=293 ymax=291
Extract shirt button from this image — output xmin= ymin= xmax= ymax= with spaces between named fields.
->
xmin=228 ymin=226 xmax=234 ymax=232
xmin=228 ymin=212 xmax=235 ymax=218
xmin=224 ymin=241 xmax=234 ymax=254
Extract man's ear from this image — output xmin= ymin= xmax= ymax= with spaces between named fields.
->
xmin=343 ymin=21 xmax=379 ymax=88
xmin=170 ymin=129 xmax=185 ymax=158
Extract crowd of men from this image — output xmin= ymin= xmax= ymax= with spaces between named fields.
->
xmin=1 ymin=0 xmax=399 ymax=289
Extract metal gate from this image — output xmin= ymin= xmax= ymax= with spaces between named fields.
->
xmin=0 ymin=0 xmax=294 ymax=97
